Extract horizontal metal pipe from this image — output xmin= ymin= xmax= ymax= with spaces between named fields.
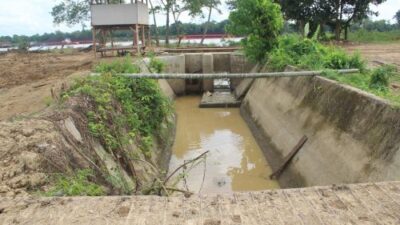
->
xmin=91 ymin=69 xmax=359 ymax=79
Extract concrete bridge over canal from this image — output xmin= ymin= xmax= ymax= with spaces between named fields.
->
xmin=1 ymin=181 xmax=400 ymax=224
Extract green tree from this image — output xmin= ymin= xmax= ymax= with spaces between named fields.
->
xmin=337 ymin=0 xmax=386 ymax=40
xmin=17 ymin=37 xmax=30 ymax=52
xmin=200 ymin=0 xmax=222 ymax=45
xmin=279 ymin=0 xmax=315 ymax=36
xmin=395 ymin=10 xmax=400 ymax=26
xmin=227 ymin=0 xmax=284 ymax=62
xmin=149 ymin=0 xmax=161 ymax=46
xmin=51 ymin=0 xmax=121 ymax=27
xmin=279 ymin=0 xmax=386 ymax=40
xmin=159 ymin=0 xmax=192 ymax=45
xmin=51 ymin=0 xmax=91 ymax=27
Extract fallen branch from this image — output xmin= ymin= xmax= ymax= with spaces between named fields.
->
xmin=166 ymin=187 xmax=193 ymax=197
xmin=164 ymin=151 xmax=209 ymax=186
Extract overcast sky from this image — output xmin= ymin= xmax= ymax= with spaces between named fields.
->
xmin=0 ymin=0 xmax=398 ymax=36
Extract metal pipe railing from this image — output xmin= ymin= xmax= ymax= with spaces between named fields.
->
xmin=91 ymin=69 xmax=359 ymax=79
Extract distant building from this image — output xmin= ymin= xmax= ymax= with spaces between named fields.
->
xmin=0 ymin=42 xmax=12 ymax=48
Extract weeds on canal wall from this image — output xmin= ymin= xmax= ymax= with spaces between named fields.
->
xmin=321 ymin=66 xmax=399 ymax=105
xmin=267 ymin=35 xmax=400 ymax=105
xmin=149 ymin=57 xmax=165 ymax=73
xmin=46 ymin=169 xmax=105 ymax=196
xmin=58 ymin=56 xmax=172 ymax=195
xmin=66 ymin=56 xmax=171 ymax=155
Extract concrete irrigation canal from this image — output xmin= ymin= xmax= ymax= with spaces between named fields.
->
xmin=1 ymin=52 xmax=400 ymax=224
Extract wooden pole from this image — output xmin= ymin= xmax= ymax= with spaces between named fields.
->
xmin=90 ymin=69 xmax=360 ymax=79
xmin=110 ymin=30 xmax=114 ymax=56
xmin=92 ymin=27 xmax=97 ymax=58
xmin=147 ymin=25 xmax=151 ymax=47
xmin=270 ymin=136 xmax=308 ymax=180
xmin=142 ymin=25 xmax=146 ymax=47
xmin=135 ymin=25 xmax=140 ymax=55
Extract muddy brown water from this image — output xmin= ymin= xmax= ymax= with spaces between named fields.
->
xmin=169 ymin=96 xmax=279 ymax=194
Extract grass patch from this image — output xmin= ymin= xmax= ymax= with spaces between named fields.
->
xmin=348 ymin=30 xmax=400 ymax=43
xmin=43 ymin=96 xmax=53 ymax=107
xmin=322 ymin=68 xmax=400 ymax=106
xmin=46 ymin=169 xmax=105 ymax=196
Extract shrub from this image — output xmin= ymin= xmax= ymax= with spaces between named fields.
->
xmin=227 ymin=0 xmax=284 ymax=62
xmin=369 ymin=65 xmax=397 ymax=90
xmin=17 ymin=38 xmax=29 ymax=52
xmin=268 ymin=48 xmax=293 ymax=71
xmin=94 ymin=56 xmax=140 ymax=74
xmin=149 ymin=57 xmax=165 ymax=73
xmin=267 ymin=35 xmax=365 ymax=71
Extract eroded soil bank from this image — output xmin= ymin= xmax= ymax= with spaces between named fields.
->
xmin=169 ymin=96 xmax=279 ymax=194
xmin=0 ymin=59 xmax=176 ymax=197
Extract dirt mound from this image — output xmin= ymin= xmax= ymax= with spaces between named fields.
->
xmin=0 ymin=84 xmax=175 ymax=197
xmin=0 ymin=52 xmax=93 ymax=89
xmin=0 ymin=119 xmax=83 ymax=197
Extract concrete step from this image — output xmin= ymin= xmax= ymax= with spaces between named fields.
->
xmin=199 ymin=91 xmax=241 ymax=108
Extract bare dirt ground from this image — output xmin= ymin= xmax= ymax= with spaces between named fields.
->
xmin=344 ymin=42 xmax=400 ymax=69
xmin=344 ymin=42 xmax=400 ymax=95
xmin=1 ymin=182 xmax=400 ymax=224
xmin=0 ymin=52 xmax=95 ymax=120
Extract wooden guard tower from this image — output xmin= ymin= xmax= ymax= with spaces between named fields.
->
xmin=90 ymin=0 xmax=150 ymax=57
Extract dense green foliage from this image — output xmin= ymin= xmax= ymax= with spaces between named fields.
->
xmin=267 ymin=35 xmax=365 ymax=71
xmin=395 ymin=10 xmax=400 ymax=26
xmin=64 ymin=56 xmax=171 ymax=157
xmin=227 ymin=0 xmax=284 ymax=62
xmin=47 ymin=169 xmax=105 ymax=196
xmin=279 ymin=0 xmax=386 ymax=40
xmin=369 ymin=65 xmax=397 ymax=90
xmin=267 ymin=35 xmax=400 ymax=105
xmin=149 ymin=57 xmax=166 ymax=73
xmin=51 ymin=0 xmax=91 ymax=27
